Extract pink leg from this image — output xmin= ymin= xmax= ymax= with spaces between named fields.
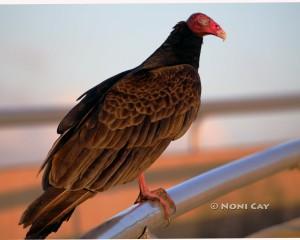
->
xmin=135 ymin=173 xmax=176 ymax=221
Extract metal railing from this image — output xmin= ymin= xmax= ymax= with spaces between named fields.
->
xmin=1 ymin=93 xmax=300 ymax=127
xmin=199 ymin=93 xmax=300 ymax=116
xmin=82 ymin=139 xmax=300 ymax=239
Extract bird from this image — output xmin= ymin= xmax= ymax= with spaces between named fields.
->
xmin=19 ymin=12 xmax=226 ymax=239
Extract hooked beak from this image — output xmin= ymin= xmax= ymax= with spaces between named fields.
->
xmin=216 ymin=29 xmax=227 ymax=41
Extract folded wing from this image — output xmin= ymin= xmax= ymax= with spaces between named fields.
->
xmin=45 ymin=64 xmax=201 ymax=192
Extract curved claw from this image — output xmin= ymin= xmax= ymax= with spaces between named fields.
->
xmin=135 ymin=187 xmax=176 ymax=222
xmin=135 ymin=174 xmax=176 ymax=222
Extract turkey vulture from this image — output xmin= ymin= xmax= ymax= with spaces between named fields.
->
xmin=19 ymin=12 xmax=225 ymax=239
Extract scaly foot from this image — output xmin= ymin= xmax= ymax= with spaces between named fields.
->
xmin=135 ymin=173 xmax=176 ymax=222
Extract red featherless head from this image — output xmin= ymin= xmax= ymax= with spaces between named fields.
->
xmin=186 ymin=13 xmax=226 ymax=40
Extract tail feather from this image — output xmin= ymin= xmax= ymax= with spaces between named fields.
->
xmin=19 ymin=187 xmax=94 ymax=239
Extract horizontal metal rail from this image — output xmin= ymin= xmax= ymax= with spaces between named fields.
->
xmin=0 ymin=106 xmax=67 ymax=127
xmin=1 ymin=93 xmax=300 ymax=127
xmin=82 ymin=139 xmax=300 ymax=239
xmin=199 ymin=93 xmax=300 ymax=116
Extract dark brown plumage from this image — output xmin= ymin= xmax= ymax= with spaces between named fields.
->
xmin=20 ymin=12 xmax=225 ymax=239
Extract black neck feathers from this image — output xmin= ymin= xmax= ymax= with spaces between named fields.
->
xmin=142 ymin=22 xmax=203 ymax=70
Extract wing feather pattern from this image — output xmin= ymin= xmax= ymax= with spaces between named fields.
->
xmin=45 ymin=64 xmax=201 ymax=192
xmin=57 ymin=69 xmax=132 ymax=134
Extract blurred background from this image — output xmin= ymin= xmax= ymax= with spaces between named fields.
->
xmin=0 ymin=3 xmax=300 ymax=238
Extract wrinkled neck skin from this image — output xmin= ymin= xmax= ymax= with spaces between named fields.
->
xmin=141 ymin=21 xmax=203 ymax=70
